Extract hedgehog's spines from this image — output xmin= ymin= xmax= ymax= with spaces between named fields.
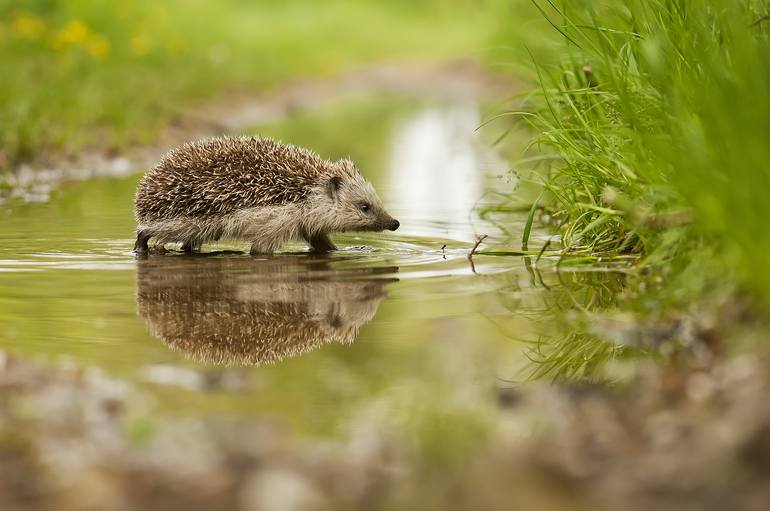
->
xmin=135 ymin=135 xmax=336 ymax=223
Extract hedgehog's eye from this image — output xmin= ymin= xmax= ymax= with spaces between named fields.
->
xmin=360 ymin=203 xmax=370 ymax=213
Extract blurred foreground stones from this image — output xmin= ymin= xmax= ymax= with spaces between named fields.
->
xmin=2 ymin=349 xmax=770 ymax=511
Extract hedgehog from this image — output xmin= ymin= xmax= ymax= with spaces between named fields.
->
xmin=134 ymin=135 xmax=399 ymax=254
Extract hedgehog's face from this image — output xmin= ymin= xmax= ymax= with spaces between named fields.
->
xmin=325 ymin=162 xmax=399 ymax=233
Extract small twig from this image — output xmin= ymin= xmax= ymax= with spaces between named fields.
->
xmin=468 ymin=234 xmax=488 ymax=261
xmin=441 ymin=244 xmax=447 ymax=252
xmin=750 ymin=15 xmax=770 ymax=27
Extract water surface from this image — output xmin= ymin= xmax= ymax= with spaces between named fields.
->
xmin=0 ymin=98 xmax=624 ymax=437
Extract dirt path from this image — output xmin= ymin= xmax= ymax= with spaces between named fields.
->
xmin=2 ymin=58 xmax=516 ymax=203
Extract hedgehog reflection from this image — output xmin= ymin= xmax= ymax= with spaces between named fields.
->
xmin=136 ymin=256 xmax=397 ymax=365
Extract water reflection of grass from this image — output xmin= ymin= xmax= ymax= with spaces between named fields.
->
xmin=525 ymin=332 xmax=619 ymax=381
xmin=495 ymin=253 xmax=743 ymax=382
xmin=495 ymin=264 xmax=635 ymax=382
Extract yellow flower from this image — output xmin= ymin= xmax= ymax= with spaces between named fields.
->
xmin=52 ymin=20 xmax=90 ymax=50
xmin=129 ymin=33 xmax=151 ymax=57
xmin=11 ymin=11 xmax=46 ymax=39
xmin=87 ymin=34 xmax=110 ymax=59
xmin=49 ymin=19 xmax=110 ymax=59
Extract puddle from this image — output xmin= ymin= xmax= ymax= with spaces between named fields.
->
xmin=0 ymin=98 xmax=626 ymax=433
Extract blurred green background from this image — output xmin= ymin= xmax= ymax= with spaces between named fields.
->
xmin=0 ymin=0 xmax=514 ymax=169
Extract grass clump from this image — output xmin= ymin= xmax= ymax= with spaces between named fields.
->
xmin=500 ymin=0 xmax=770 ymax=302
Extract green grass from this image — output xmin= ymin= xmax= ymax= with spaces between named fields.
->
xmin=494 ymin=0 xmax=770 ymax=305
xmin=0 ymin=0 xmax=505 ymax=171
xmin=481 ymin=0 xmax=770 ymax=380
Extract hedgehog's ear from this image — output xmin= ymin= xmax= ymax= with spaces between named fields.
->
xmin=327 ymin=176 xmax=343 ymax=200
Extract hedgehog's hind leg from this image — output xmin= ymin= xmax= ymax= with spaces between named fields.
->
xmin=134 ymin=230 xmax=150 ymax=253
xmin=305 ymin=233 xmax=337 ymax=252
xmin=249 ymin=239 xmax=275 ymax=255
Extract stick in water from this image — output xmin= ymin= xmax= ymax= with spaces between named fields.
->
xmin=467 ymin=234 xmax=488 ymax=261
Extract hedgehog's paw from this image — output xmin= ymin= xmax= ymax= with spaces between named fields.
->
xmin=305 ymin=233 xmax=337 ymax=253
xmin=181 ymin=240 xmax=202 ymax=254
xmin=133 ymin=230 xmax=150 ymax=253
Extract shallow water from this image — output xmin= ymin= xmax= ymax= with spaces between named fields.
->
xmin=0 ymin=98 xmax=624 ymax=436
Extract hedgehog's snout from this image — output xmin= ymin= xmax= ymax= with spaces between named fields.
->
xmin=388 ymin=219 xmax=400 ymax=231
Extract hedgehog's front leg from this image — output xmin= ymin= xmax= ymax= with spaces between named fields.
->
xmin=134 ymin=230 xmax=150 ymax=253
xmin=305 ymin=233 xmax=337 ymax=252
